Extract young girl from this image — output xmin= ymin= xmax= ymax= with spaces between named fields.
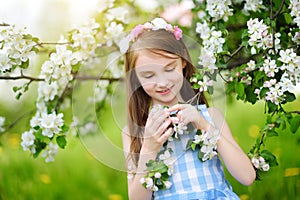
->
xmin=122 ymin=18 xmax=256 ymax=200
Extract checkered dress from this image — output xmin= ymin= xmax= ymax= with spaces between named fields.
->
xmin=154 ymin=104 xmax=240 ymax=200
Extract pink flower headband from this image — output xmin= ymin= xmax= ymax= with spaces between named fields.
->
xmin=119 ymin=17 xmax=183 ymax=54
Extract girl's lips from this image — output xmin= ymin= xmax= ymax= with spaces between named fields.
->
xmin=157 ymin=86 xmax=173 ymax=95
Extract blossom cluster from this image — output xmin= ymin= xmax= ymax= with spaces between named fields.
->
xmin=71 ymin=18 xmax=101 ymax=62
xmin=140 ymin=149 xmax=174 ymax=191
xmin=206 ymin=0 xmax=233 ymax=22
xmin=194 ymin=20 xmax=225 ymax=92
xmin=251 ymin=156 xmax=270 ymax=172
xmin=251 ymin=48 xmax=299 ymax=105
xmin=0 ymin=25 xmax=37 ymax=73
xmin=119 ymin=17 xmax=183 ymax=54
xmin=289 ymin=0 xmax=300 ymax=28
xmin=192 ymin=128 xmax=220 ymax=161
xmin=21 ymin=112 xmax=64 ymax=162
xmin=232 ymin=0 xmax=266 ymax=14
xmin=104 ymin=4 xmax=129 ymax=47
xmin=247 ymin=18 xmax=281 ymax=55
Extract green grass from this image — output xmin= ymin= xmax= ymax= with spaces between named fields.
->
xmin=0 ymin=100 xmax=299 ymax=200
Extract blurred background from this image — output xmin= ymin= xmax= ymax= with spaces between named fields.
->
xmin=0 ymin=0 xmax=299 ymax=200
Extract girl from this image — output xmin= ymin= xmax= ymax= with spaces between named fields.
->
xmin=122 ymin=18 xmax=256 ymax=200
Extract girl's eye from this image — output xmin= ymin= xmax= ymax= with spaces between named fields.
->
xmin=144 ymin=74 xmax=154 ymax=79
xmin=166 ymin=67 xmax=175 ymax=72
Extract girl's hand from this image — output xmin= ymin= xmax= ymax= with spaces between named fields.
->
xmin=141 ymin=108 xmax=173 ymax=154
xmin=167 ymin=104 xmax=211 ymax=131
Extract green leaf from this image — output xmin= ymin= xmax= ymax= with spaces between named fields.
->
xmin=289 ymin=115 xmax=300 ymax=133
xmin=191 ymin=143 xmax=196 ymax=151
xmin=13 ymin=86 xmax=22 ymax=92
xmin=245 ymin=86 xmax=257 ymax=104
xmin=260 ymin=150 xmax=278 ymax=167
xmin=185 ymin=139 xmax=194 ymax=150
xmin=283 ymin=13 xmax=292 ymax=24
xmin=267 ymin=101 xmax=277 ymax=113
xmin=61 ymin=125 xmax=69 ymax=133
xmin=284 ymin=91 xmax=296 ymax=103
xmin=20 ymin=59 xmax=29 ymax=69
xmin=259 ymin=87 xmax=268 ymax=99
xmin=235 ymin=82 xmax=245 ymax=99
xmin=33 ymin=139 xmax=47 ymax=158
xmin=254 ymin=71 xmax=265 ymax=84
xmin=16 ymin=92 xmax=22 ymax=100
xmin=198 ymin=150 xmax=204 ymax=161
xmin=56 ymin=135 xmax=67 ymax=149
xmin=266 ymin=129 xmax=278 ymax=137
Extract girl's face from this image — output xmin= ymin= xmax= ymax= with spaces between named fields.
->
xmin=134 ymin=50 xmax=186 ymax=107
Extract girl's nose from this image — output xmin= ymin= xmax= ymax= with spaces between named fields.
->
xmin=157 ymin=75 xmax=168 ymax=87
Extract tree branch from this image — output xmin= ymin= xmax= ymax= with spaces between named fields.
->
xmin=0 ymin=74 xmax=122 ymax=82
xmin=0 ymin=75 xmax=44 ymax=81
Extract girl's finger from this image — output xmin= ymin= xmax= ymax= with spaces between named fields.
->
xmin=152 ymin=111 xmax=169 ymax=130
xmin=158 ymin=127 xmax=173 ymax=143
xmin=167 ymin=104 xmax=184 ymax=112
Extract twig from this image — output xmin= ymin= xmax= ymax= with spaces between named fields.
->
xmin=226 ymin=45 xmax=244 ymax=64
xmin=0 ymin=23 xmax=10 ymax=26
xmin=271 ymin=0 xmax=286 ymax=20
xmin=1 ymin=110 xmax=35 ymax=135
xmin=36 ymin=42 xmax=71 ymax=47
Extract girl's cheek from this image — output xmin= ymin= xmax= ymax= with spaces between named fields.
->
xmin=142 ymin=82 xmax=155 ymax=91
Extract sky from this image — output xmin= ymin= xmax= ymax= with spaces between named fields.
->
xmin=0 ymin=0 xmax=100 ymax=104
xmin=0 ymin=0 xmax=99 ymax=40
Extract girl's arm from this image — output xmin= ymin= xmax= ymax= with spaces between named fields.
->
xmin=122 ymin=128 xmax=154 ymax=200
xmin=208 ymin=107 xmax=256 ymax=185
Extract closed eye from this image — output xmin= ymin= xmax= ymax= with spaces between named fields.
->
xmin=143 ymin=73 xmax=154 ymax=79
xmin=165 ymin=67 xmax=175 ymax=72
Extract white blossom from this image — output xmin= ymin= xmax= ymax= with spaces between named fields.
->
xmin=265 ymin=85 xmax=284 ymax=105
xmin=0 ymin=116 xmax=5 ymax=132
xmin=105 ymin=22 xmax=124 ymax=45
xmin=198 ymin=49 xmax=217 ymax=73
xmin=251 ymin=157 xmax=260 ymax=168
xmin=154 ymin=172 xmax=161 ymax=178
xmin=289 ymin=0 xmax=300 ymax=28
xmin=106 ymin=7 xmax=129 ymax=24
xmin=164 ymin=181 xmax=172 ymax=189
xmin=79 ymin=122 xmax=97 ymax=135
xmin=0 ymin=52 xmax=12 ymax=73
xmin=38 ymin=82 xmax=58 ymax=102
xmin=262 ymin=163 xmax=270 ymax=171
xmin=39 ymin=112 xmax=64 ymax=138
xmin=197 ymin=75 xmax=213 ymax=92
xmin=41 ymin=142 xmax=59 ymax=162
xmin=262 ymin=57 xmax=278 ymax=77
xmin=21 ymin=129 xmax=36 ymax=153
xmin=243 ymin=0 xmax=266 ymax=14
xmin=206 ymin=0 xmax=233 ymax=22
xmin=97 ymin=0 xmax=114 ymax=13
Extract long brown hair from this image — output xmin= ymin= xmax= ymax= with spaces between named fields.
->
xmin=124 ymin=29 xmax=208 ymax=166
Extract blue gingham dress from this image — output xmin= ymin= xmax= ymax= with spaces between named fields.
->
xmin=154 ymin=104 xmax=240 ymax=200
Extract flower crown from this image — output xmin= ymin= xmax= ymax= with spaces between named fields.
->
xmin=119 ymin=17 xmax=183 ymax=54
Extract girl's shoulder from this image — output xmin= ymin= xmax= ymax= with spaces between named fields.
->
xmin=197 ymin=104 xmax=225 ymax=123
